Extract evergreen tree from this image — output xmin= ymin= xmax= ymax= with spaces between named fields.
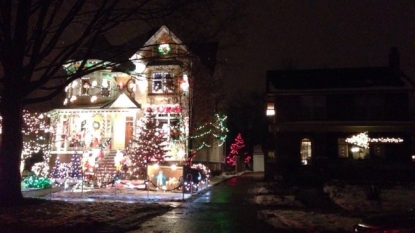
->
xmin=127 ymin=108 xmax=167 ymax=179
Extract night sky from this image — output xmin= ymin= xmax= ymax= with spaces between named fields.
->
xmin=223 ymin=0 xmax=415 ymax=95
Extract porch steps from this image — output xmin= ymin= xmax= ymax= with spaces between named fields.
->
xmin=95 ymin=151 xmax=117 ymax=184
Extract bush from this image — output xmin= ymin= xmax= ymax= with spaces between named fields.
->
xmin=22 ymin=174 xmax=52 ymax=189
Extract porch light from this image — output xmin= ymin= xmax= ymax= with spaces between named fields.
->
xmin=351 ymin=147 xmax=360 ymax=153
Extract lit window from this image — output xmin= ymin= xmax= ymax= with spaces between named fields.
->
xmin=301 ymin=138 xmax=311 ymax=165
xmin=81 ymin=78 xmax=91 ymax=96
xmin=152 ymin=72 xmax=174 ymax=94
xmin=266 ymin=102 xmax=275 ymax=116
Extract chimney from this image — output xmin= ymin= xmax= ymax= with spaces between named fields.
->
xmin=389 ymin=47 xmax=400 ymax=72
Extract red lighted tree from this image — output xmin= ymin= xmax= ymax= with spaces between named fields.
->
xmin=226 ymin=133 xmax=245 ymax=166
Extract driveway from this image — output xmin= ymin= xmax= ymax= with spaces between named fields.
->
xmin=128 ymin=172 xmax=277 ymax=233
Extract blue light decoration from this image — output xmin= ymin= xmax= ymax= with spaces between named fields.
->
xmin=70 ymin=153 xmax=82 ymax=179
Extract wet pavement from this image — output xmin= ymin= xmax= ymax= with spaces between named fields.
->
xmin=128 ymin=172 xmax=277 ymax=233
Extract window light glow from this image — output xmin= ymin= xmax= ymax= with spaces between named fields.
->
xmin=266 ymin=103 xmax=275 ymax=116
xmin=266 ymin=109 xmax=275 ymax=116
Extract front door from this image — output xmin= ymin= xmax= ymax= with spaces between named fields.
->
xmin=125 ymin=116 xmax=134 ymax=147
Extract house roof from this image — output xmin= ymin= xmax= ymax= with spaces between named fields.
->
xmin=101 ymin=93 xmax=141 ymax=109
xmin=71 ymin=25 xmax=218 ymax=74
xmin=267 ymin=66 xmax=415 ymax=92
xmin=49 ymin=93 xmax=140 ymax=114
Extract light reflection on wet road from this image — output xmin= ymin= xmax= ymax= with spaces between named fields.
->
xmin=129 ymin=173 xmax=277 ymax=233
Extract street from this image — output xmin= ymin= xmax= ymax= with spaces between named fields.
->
xmin=129 ymin=172 xmax=278 ymax=233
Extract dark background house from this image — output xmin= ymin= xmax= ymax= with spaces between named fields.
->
xmin=265 ymin=48 xmax=415 ymax=184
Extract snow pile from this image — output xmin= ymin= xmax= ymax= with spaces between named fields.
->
xmin=255 ymin=182 xmax=415 ymax=232
xmin=253 ymin=187 xmax=303 ymax=207
xmin=0 ymin=199 xmax=172 ymax=232
xmin=324 ymin=183 xmax=415 ymax=212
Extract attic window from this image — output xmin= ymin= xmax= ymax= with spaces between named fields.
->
xmin=81 ymin=79 xmax=91 ymax=96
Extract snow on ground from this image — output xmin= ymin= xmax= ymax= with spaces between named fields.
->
xmin=254 ymin=182 xmax=415 ymax=232
xmin=5 ymin=173 xmax=415 ymax=232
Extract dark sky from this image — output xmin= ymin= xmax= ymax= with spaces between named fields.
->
xmin=223 ymin=0 xmax=415 ymax=95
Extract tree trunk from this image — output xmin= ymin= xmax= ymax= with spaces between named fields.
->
xmin=0 ymin=86 xmax=24 ymax=206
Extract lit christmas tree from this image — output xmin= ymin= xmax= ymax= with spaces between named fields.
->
xmin=20 ymin=110 xmax=52 ymax=177
xmin=50 ymin=157 xmax=71 ymax=179
xmin=70 ymin=153 xmax=82 ymax=179
xmin=127 ymin=108 xmax=167 ymax=179
xmin=226 ymin=133 xmax=245 ymax=166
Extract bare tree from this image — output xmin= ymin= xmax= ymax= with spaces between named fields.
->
xmin=0 ymin=0 xmax=244 ymax=206
xmin=226 ymin=91 xmax=269 ymax=156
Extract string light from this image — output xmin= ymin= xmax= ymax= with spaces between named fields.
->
xmin=346 ymin=132 xmax=404 ymax=148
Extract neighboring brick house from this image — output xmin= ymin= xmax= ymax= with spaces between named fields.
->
xmin=265 ymin=48 xmax=415 ymax=180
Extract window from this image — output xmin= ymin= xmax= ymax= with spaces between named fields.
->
xmin=266 ymin=102 xmax=275 ymax=116
xmin=152 ymin=72 xmax=174 ymax=94
xmin=337 ymin=138 xmax=348 ymax=158
xmin=81 ymin=78 xmax=91 ymax=96
xmin=300 ymin=96 xmax=326 ymax=119
xmin=101 ymin=79 xmax=111 ymax=97
xmin=300 ymin=138 xmax=312 ymax=165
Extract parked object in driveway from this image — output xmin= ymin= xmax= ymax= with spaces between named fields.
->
xmin=353 ymin=209 xmax=415 ymax=233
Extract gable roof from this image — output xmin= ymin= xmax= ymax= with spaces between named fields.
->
xmin=267 ymin=66 xmax=415 ymax=93
xmin=101 ymin=93 xmax=141 ymax=109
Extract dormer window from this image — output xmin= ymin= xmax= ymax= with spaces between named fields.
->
xmin=152 ymin=72 xmax=174 ymax=94
xmin=101 ymin=79 xmax=110 ymax=97
xmin=81 ymin=79 xmax=91 ymax=96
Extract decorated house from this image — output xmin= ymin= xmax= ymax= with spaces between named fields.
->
xmin=265 ymin=48 xmax=415 ymax=182
xmin=47 ymin=26 xmax=221 ymax=186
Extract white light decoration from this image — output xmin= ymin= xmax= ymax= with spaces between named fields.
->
xmin=181 ymin=75 xmax=189 ymax=91
xmin=171 ymin=164 xmax=177 ymax=171
xmin=346 ymin=132 xmax=404 ymax=148
xmin=102 ymin=79 xmax=109 ymax=88
xmin=345 ymin=132 xmax=370 ymax=148
xmin=351 ymin=147 xmax=360 ymax=153
xmin=91 ymin=80 xmax=98 ymax=87
xmin=70 ymin=95 xmax=77 ymax=102
xmin=63 ymin=99 xmax=68 ymax=105
xmin=177 ymin=149 xmax=185 ymax=160
xmin=90 ymin=95 xmax=97 ymax=103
